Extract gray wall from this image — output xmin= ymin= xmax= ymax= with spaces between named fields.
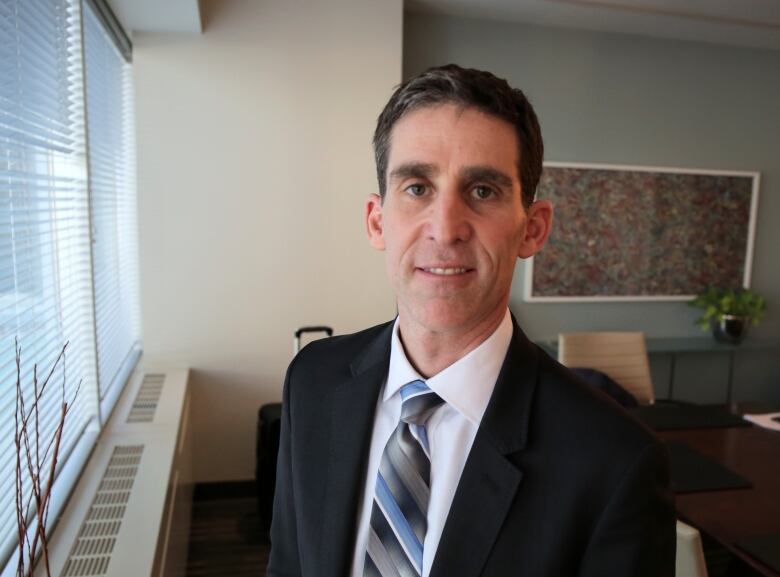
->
xmin=404 ymin=12 xmax=780 ymax=405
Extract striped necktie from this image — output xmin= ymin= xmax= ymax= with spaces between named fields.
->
xmin=364 ymin=380 xmax=445 ymax=577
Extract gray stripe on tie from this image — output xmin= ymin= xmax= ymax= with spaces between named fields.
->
xmin=367 ymin=527 xmax=404 ymax=577
xmin=396 ymin=427 xmax=431 ymax=480
xmin=378 ymin=453 xmax=427 ymax=542
xmin=371 ymin=503 xmax=420 ymax=577
xmin=401 ymin=392 xmax=442 ymax=425
xmin=386 ymin=436 xmax=430 ymax=514
xmin=364 ymin=555 xmax=382 ymax=577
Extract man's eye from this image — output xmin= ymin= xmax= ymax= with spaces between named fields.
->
xmin=405 ymin=183 xmax=426 ymax=197
xmin=472 ymin=185 xmax=495 ymax=200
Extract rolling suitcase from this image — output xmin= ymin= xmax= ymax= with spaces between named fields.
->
xmin=256 ymin=326 xmax=333 ymax=528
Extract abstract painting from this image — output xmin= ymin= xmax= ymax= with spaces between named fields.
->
xmin=525 ymin=162 xmax=760 ymax=301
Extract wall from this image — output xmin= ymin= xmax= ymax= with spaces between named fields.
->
xmin=134 ymin=0 xmax=401 ymax=481
xmin=404 ymin=12 xmax=780 ymax=404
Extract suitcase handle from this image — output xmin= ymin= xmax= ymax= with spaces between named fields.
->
xmin=293 ymin=326 xmax=334 ymax=354
xmin=295 ymin=326 xmax=333 ymax=338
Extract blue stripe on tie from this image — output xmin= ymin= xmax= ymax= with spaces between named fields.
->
xmin=376 ymin=473 xmax=424 ymax=572
xmin=400 ymin=380 xmax=429 ymax=401
xmin=412 ymin=424 xmax=430 ymax=455
xmin=379 ymin=453 xmax=427 ymax=539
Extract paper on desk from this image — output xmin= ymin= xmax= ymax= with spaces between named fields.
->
xmin=743 ymin=412 xmax=780 ymax=431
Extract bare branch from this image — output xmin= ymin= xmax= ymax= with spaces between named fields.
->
xmin=14 ymin=341 xmax=75 ymax=577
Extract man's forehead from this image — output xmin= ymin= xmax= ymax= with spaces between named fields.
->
xmin=386 ymin=104 xmax=521 ymax=183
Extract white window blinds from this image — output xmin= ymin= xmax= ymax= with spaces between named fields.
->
xmin=83 ymin=2 xmax=141 ymax=407
xmin=0 ymin=0 xmax=140 ymax=571
xmin=0 ymin=0 xmax=98 ymax=565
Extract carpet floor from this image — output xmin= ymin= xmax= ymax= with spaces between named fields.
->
xmin=186 ymin=495 xmax=269 ymax=577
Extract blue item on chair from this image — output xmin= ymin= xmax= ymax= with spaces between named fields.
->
xmin=572 ymin=367 xmax=639 ymax=408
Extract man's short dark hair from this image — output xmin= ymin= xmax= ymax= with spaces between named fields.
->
xmin=373 ymin=64 xmax=544 ymax=208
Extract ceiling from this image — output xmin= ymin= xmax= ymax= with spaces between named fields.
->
xmin=105 ymin=0 xmax=780 ymax=51
xmin=106 ymin=0 xmax=202 ymax=35
xmin=406 ymin=0 xmax=780 ymax=50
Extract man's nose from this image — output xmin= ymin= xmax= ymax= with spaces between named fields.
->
xmin=425 ymin=191 xmax=472 ymax=245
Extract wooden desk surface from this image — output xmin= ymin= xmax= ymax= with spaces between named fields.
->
xmin=658 ymin=425 xmax=780 ymax=577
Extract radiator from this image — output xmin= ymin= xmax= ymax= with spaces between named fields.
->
xmin=39 ymin=367 xmax=192 ymax=577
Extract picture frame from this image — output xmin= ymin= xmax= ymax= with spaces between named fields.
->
xmin=524 ymin=162 xmax=760 ymax=302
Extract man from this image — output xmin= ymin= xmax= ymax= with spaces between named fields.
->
xmin=268 ymin=65 xmax=675 ymax=577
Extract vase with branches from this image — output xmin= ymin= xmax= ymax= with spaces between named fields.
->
xmin=14 ymin=340 xmax=80 ymax=577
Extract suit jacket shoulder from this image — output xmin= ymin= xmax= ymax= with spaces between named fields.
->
xmin=288 ymin=320 xmax=394 ymax=390
xmin=533 ymin=345 xmax=661 ymax=464
xmin=431 ymin=324 xmax=675 ymax=577
xmin=269 ymin=320 xmax=395 ymax=577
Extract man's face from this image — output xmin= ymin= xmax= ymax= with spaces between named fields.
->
xmin=366 ymin=103 xmax=551 ymax=337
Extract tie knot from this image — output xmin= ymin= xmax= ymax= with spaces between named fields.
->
xmin=399 ymin=380 xmax=444 ymax=425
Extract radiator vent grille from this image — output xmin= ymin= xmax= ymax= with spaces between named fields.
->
xmin=126 ymin=373 xmax=165 ymax=423
xmin=62 ymin=445 xmax=144 ymax=576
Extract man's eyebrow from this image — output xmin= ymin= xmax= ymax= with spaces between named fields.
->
xmin=461 ymin=166 xmax=514 ymax=189
xmin=389 ymin=162 xmax=438 ymax=183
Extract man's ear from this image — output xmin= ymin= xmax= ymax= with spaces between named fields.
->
xmin=365 ymin=193 xmax=385 ymax=250
xmin=518 ymin=199 xmax=553 ymax=259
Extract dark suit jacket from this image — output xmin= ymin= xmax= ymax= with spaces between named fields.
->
xmin=267 ymin=319 xmax=676 ymax=577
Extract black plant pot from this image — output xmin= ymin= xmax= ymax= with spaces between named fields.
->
xmin=712 ymin=315 xmax=748 ymax=344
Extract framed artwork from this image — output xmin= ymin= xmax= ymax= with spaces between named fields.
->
xmin=524 ymin=162 xmax=760 ymax=302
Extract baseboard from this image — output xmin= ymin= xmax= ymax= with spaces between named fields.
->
xmin=193 ymin=480 xmax=257 ymax=501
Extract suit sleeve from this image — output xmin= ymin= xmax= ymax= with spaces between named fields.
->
xmin=579 ymin=441 xmax=677 ymax=577
xmin=266 ymin=363 xmax=303 ymax=577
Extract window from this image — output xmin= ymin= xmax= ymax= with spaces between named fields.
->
xmin=83 ymin=0 xmax=141 ymax=410
xmin=0 ymin=0 xmax=139 ymax=571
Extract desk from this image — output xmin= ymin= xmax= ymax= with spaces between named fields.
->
xmin=657 ymin=425 xmax=780 ymax=577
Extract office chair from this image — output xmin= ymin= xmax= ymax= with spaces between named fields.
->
xmin=558 ymin=331 xmax=655 ymax=405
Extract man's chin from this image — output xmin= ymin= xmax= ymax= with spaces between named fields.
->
xmin=400 ymin=302 xmax=485 ymax=335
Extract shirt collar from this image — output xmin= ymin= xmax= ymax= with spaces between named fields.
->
xmin=384 ymin=309 xmax=513 ymax=426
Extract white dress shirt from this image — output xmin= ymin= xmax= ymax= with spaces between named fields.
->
xmin=349 ymin=309 xmax=513 ymax=577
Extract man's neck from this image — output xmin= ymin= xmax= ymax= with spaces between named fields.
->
xmin=397 ymin=307 xmax=508 ymax=379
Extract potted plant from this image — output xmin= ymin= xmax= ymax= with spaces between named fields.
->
xmin=689 ymin=287 xmax=766 ymax=343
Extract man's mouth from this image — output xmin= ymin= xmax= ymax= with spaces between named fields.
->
xmin=420 ymin=267 xmax=472 ymax=276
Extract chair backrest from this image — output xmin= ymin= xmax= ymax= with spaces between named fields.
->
xmin=676 ymin=520 xmax=708 ymax=577
xmin=558 ymin=331 xmax=655 ymax=405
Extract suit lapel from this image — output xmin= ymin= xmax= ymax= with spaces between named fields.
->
xmin=429 ymin=432 xmax=523 ymax=577
xmin=318 ymin=322 xmax=393 ymax=577
xmin=430 ymin=318 xmax=540 ymax=577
